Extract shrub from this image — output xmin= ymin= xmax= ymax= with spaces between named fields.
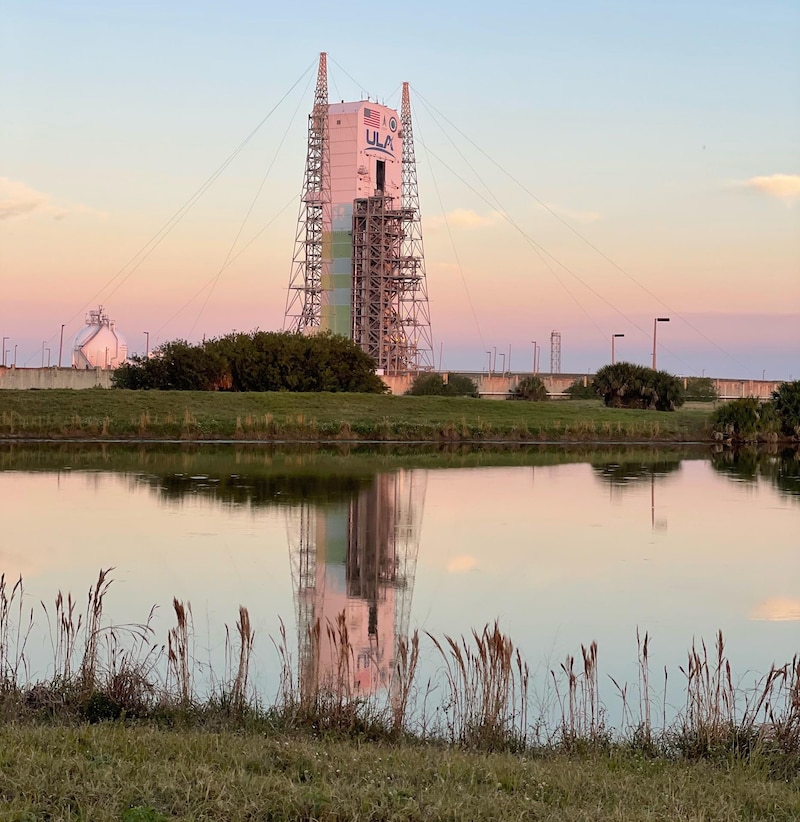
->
xmin=112 ymin=331 xmax=387 ymax=393
xmin=592 ymin=363 xmax=684 ymax=411
xmin=771 ymin=380 xmax=800 ymax=437
xmin=512 ymin=376 xmax=547 ymax=401
xmin=405 ymin=373 xmax=477 ymax=397
xmin=710 ymin=398 xmax=780 ymax=441
xmin=564 ymin=379 xmax=596 ymax=400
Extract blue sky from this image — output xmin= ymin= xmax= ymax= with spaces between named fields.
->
xmin=1 ymin=0 xmax=798 ymax=376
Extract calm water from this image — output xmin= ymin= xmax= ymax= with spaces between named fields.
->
xmin=1 ymin=443 xmax=798 ymax=723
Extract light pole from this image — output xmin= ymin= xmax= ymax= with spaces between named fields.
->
xmin=41 ymin=341 xmax=46 ymax=367
xmin=492 ymin=346 xmax=497 ymax=373
xmin=13 ymin=344 xmax=18 ymax=367
xmin=611 ymin=333 xmax=624 ymax=365
xmin=143 ymin=331 xmax=150 ymax=358
xmin=1 ymin=337 xmax=7 ymax=367
xmin=486 ymin=351 xmax=492 ymax=375
xmin=531 ymin=341 xmax=537 ymax=374
xmin=498 ymin=352 xmax=506 ymax=375
xmin=652 ymin=318 xmax=669 ymax=370
xmin=58 ymin=324 xmax=65 ymax=367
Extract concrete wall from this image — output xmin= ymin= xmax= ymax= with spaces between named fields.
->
xmin=0 ymin=366 xmax=786 ymax=399
xmin=0 ymin=366 xmax=113 ymax=390
xmin=381 ymin=371 xmax=786 ymax=399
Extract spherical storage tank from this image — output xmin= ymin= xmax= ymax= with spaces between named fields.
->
xmin=72 ymin=306 xmax=128 ymax=369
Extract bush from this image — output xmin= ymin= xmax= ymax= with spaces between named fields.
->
xmin=710 ymin=398 xmax=780 ymax=441
xmin=112 ymin=331 xmax=387 ymax=393
xmin=564 ymin=379 xmax=596 ymax=400
xmin=512 ymin=376 xmax=547 ymax=401
xmin=112 ymin=340 xmax=229 ymax=391
xmin=592 ymin=363 xmax=684 ymax=411
xmin=405 ymin=373 xmax=477 ymax=397
xmin=771 ymin=380 xmax=800 ymax=437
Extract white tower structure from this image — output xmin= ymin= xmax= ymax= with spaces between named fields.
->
xmin=72 ymin=306 xmax=128 ymax=369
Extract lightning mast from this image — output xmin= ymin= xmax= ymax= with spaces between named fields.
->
xmin=398 ymin=83 xmax=435 ymax=371
xmin=284 ymin=52 xmax=330 ymax=332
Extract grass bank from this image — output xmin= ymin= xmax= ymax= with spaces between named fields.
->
xmin=3 ymin=724 xmax=800 ymax=821
xmin=0 ymin=390 xmax=714 ymax=442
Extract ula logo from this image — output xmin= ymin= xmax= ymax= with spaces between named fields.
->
xmin=365 ymin=130 xmax=395 ymax=157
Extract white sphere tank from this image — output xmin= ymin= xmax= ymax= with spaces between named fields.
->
xmin=72 ymin=306 xmax=129 ymax=369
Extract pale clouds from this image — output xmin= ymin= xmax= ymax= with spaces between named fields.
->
xmin=739 ymin=173 xmax=800 ymax=205
xmin=427 ymin=208 xmax=504 ymax=231
xmin=0 ymin=177 xmax=104 ymax=220
xmin=446 ymin=555 xmax=478 ymax=573
xmin=427 ymin=204 xmax=601 ymax=231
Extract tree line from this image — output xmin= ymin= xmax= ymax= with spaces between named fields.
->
xmin=112 ymin=331 xmax=387 ymax=393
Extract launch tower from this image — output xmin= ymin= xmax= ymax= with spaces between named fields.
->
xmin=285 ymin=53 xmax=434 ymax=374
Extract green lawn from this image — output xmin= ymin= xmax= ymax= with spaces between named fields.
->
xmin=0 ymin=390 xmax=715 ymax=442
xmin=1 ymin=724 xmax=798 ymax=821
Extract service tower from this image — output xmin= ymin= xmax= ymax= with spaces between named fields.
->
xmin=285 ymin=53 xmax=434 ymax=374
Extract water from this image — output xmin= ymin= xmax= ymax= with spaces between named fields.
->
xmin=1 ymin=443 xmax=798 ymax=726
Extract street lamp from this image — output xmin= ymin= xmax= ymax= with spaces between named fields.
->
xmin=58 ymin=323 xmax=65 ymax=368
xmin=492 ymin=346 xmax=497 ymax=373
xmin=611 ymin=333 xmax=624 ymax=365
xmin=498 ymin=352 xmax=506 ymax=375
xmin=652 ymin=318 xmax=670 ymax=370
xmin=1 ymin=337 xmax=7 ymax=367
xmin=13 ymin=344 xmax=18 ymax=367
xmin=41 ymin=341 xmax=46 ymax=367
xmin=143 ymin=331 xmax=150 ymax=358
xmin=531 ymin=341 xmax=538 ymax=374
xmin=486 ymin=351 xmax=492 ymax=375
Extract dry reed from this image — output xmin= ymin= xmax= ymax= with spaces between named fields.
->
xmin=428 ymin=622 xmax=529 ymax=750
xmin=167 ymin=598 xmax=193 ymax=704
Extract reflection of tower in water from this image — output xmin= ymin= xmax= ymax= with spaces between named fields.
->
xmin=288 ymin=471 xmax=424 ymax=696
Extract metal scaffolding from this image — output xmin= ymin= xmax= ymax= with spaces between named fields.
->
xmin=284 ymin=52 xmax=330 ymax=332
xmin=550 ymin=330 xmax=562 ymax=374
xmin=351 ymin=196 xmax=416 ymax=374
xmin=398 ymin=83 xmax=435 ymax=371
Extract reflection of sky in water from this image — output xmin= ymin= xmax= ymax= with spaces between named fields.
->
xmin=1 ymin=456 xmax=798 ymax=724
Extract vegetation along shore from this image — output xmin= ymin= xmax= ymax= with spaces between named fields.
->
xmin=0 ymin=389 xmax=719 ymax=442
xmin=1 ymin=385 xmax=799 ymax=443
xmin=1 ymin=572 xmax=800 ymax=820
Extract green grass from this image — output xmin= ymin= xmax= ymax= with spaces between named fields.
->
xmin=2 ymin=724 xmax=799 ymax=821
xmin=0 ymin=390 xmax=714 ymax=442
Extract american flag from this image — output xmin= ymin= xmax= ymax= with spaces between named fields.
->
xmin=363 ymin=108 xmax=381 ymax=128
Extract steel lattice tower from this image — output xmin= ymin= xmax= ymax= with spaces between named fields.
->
xmin=284 ymin=53 xmax=330 ymax=332
xmin=398 ymin=82 xmax=435 ymax=371
xmin=550 ymin=330 xmax=562 ymax=374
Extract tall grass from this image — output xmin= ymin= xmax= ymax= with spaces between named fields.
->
xmin=428 ymin=622 xmax=529 ymax=750
xmin=1 ymin=570 xmax=799 ymax=770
